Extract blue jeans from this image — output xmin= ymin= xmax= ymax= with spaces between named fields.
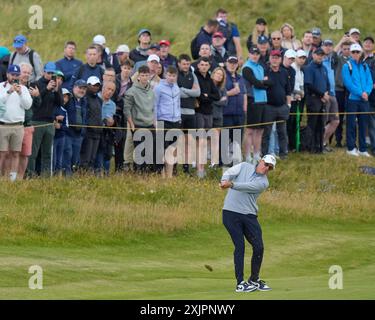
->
xmin=53 ymin=135 xmax=65 ymax=173
xmin=369 ymin=103 xmax=375 ymax=153
xmin=346 ymin=100 xmax=369 ymax=152
xmin=63 ymin=134 xmax=83 ymax=175
xmin=268 ymin=122 xmax=280 ymax=155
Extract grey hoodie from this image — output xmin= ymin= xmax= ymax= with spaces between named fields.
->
xmin=123 ymin=80 xmax=154 ymax=127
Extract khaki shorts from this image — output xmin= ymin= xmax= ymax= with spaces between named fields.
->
xmin=21 ymin=126 xmax=34 ymax=156
xmin=324 ymin=96 xmax=340 ymax=124
xmin=0 ymin=125 xmax=24 ymax=152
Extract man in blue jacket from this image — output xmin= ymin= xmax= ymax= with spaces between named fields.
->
xmin=55 ymin=41 xmax=82 ymax=89
xmin=342 ymin=43 xmax=373 ymax=157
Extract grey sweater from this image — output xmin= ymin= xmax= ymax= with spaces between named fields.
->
xmin=221 ymin=162 xmax=269 ymax=215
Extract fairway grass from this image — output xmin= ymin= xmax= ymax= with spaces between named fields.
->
xmin=0 ymin=221 xmax=374 ymax=300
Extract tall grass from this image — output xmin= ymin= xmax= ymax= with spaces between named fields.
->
xmin=1 ymin=0 xmax=374 ymax=62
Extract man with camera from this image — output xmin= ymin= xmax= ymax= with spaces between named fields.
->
xmin=0 ymin=64 xmax=32 ymax=181
xmin=27 ymin=62 xmax=63 ymax=177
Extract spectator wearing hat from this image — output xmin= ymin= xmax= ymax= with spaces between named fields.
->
xmin=191 ymin=19 xmax=219 ymax=60
xmin=363 ymin=36 xmax=375 ymax=155
xmin=80 ymin=76 xmax=103 ymax=170
xmin=261 ymin=50 xmax=292 ymax=159
xmin=55 ymin=41 xmax=83 ymax=89
xmin=0 ymin=47 xmax=11 ymax=82
xmin=270 ymin=31 xmax=287 ymax=57
xmin=70 ymin=45 xmax=104 ymax=91
xmin=27 ymin=62 xmax=63 ymax=177
xmin=159 ymin=40 xmax=178 ymax=75
xmin=311 ymin=28 xmax=323 ymax=50
xmin=191 ymin=43 xmax=218 ymax=73
xmin=130 ymin=29 xmax=152 ymax=63
xmin=321 ymin=40 xmax=340 ymax=152
xmin=0 ymin=64 xmax=32 ymax=181
xmin=342 ymin=43 xmax=373 ymax=157
xmin=224 ymin=56 xmax=247 ymax=163
xmin=53 ymin=88 xmax=70 ymax=175
xmin=349 ymin=28 xmax=361 ymax=44
xmin=215 ymin=8 xmax=243 ymax=63
xmin=333 ymin=41 xmax=352 ymax=148
xmin=288 ymin=50 xmax=306 ymax=150
xmin=132 ymin=54 xmax=161 ymax=89
xmin=211 ymin=32 xmax=229 ymax=68
xmin=242 ymin=46 xmax=272 ymax=163
xmin=9 ymin=34 xmax=43 ymax=82
xmin=93 ymin=34 xmax=111 ymax=66
xmin=256 ymin=35 xmax=270 ymax=70
xmin=177 ymin=54 xmax=201 ymax=175
xmin=63 ymin=79 xmax=87 ymax=176
xmin=109 ymin=44 xmax=130 ymax=75
xmin=280 ymin=23 xmax=302 ymax=51
xmin=247 ymin=18 xmax=269 ymax=50
xmin=304 ymin=48 xmax=330 ymax=154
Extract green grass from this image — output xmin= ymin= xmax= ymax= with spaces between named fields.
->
xmin=1 ymin=0 xmax=374 ymax=61
xmin=0 ymin=150 xmax=375 ymax=299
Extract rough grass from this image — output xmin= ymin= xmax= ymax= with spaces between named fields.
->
xmin=1 ymin=0 xmax=374 ymax=62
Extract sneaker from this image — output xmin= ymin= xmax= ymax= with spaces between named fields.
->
xmin=323 ymin=144 xmax=333 ymax=153
xmin=346 ymin=148 xmax=359 ymax=157
xmin=359 ymin=151 xmax=372 ymax=158
xmin=235 ymin=281 xmax=257 ymax=293
xmin=250 ymin=279 xmax=272 ymax=291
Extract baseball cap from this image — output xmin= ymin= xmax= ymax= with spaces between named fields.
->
xmin=249 ymin=46 xmax=260 ymax=54
xmin=313 ymin=47 xmax=325 ymax=55
xmin=284 ymin=49 xmax=296 ymax=59
xmin=13 ymin=34 xmax=27 ymax=48
xmin=296 ymin=49 xmax=307 ymax=58
xmin=261 ymin=154 xmax=277 ymax=169
xmin=116 ymin=44 xmax=130 ymax=53
xmin=159 ymin=40 xmax=171 ymax=47
xmin=93 ymin=34 xmax=106 ymax=46
xmin=74 ymin=79 xmax=88 ymax=87
xmin=350 ymin=43 xmax=363 ymax=52
xmin=44 ymin=62 xmax=57 ymax=73
xmin=258 ymin=35 xmax=269 ymax=44
xmin=55 ymin=70 xmax=65 ymax=79
xmin=213 ymin=32 xmax=224 ymax=38
xmin=147 ymin=54 xmax=160 ymax=63
xmin=256 ymin=18 xmax=267 ymax=25
xmin=322 ymin=39 xmax=334 ymax=46
xmin=270 ymin=49 xmax=282 ymax=57
xmin=62 ymin=88 xmax=72 ymax=96
xmin=227 ymin=56 xmax=239 ymax=63
xmin=311 ymin=28 xmax=321 ymax=37
xmin=364 ymin=36 xmax=374 ymax=43
xmin=87 ymin=76 xmax=101 ymax=85
xmin=7 ymin=64 xmax=21 ymax=75
xmin=149 ymin=43 xmax=160 ymax=50
xmin=349 ymin=28 xmax=361 ymax=35
xmin=138 ymin=28 xmax=151 ymax=38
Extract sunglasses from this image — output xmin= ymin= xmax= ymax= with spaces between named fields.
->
xmin=272 ymin=37 xmax=281 ymax=40
xmin=351 ymin=51 xmax=361 ymax=54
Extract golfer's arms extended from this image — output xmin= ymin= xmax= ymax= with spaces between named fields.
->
xmin=221 ymin=163 xmax=243 ymax=181
xmin=231 ymin=180 xmax=269 ymax=193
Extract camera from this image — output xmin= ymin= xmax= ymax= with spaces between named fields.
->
xmin=13 ymin=79 xmax=19 ymax=85
xmin=51 ymin=74 xmax=57 ymax=81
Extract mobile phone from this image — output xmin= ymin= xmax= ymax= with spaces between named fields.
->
xmin=51 ymin=75 xmax=57 ymax=81
xmin=13 ymin=79 xmax=19 ymax=85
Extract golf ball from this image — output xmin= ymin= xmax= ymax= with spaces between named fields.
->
xmin=52 ymin=17 xmax=58 ymax=22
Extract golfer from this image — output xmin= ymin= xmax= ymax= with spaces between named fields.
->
xmin=220 ymin=154 xmax=276 ymax=292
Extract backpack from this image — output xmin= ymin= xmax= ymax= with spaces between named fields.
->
xmin=346 ymin=60 xmax=367 ymax=75
xmin=10 ymin=49 xmax=35 ymax=70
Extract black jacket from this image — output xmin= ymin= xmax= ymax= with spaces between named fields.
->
xmin=33 ymin=77 xmax=63 ymax=122
xmin=195 ymin=70 xmax=220 ymax=114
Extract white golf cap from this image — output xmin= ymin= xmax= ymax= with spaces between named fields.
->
xmin=62 ymin=88 xmax=72 ymax=95
xmin=86 ymin=76 xmax=101 ymax=85
xmin=147 ymin=54 xmax=160 ymax=63
xmin=116 ymin=44 xmax=130 ymax=53
xmin=296 ymin=49 xmax=307 ymax=58
xmin=93 ymin=34 xmax=106 ymax=46
xmin=349 ymin=28 xmax=361 ymax=35
xmin=261 ymin=154 xmax=277 ymax=169
xmin=284 ymin=49 xmax=296 ymax=59
xmin=350 ymin=43 xmax=363 ymax=52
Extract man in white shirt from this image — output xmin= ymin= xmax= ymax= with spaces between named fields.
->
xmin=0 ymin=64 xmax=32 ymax=181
